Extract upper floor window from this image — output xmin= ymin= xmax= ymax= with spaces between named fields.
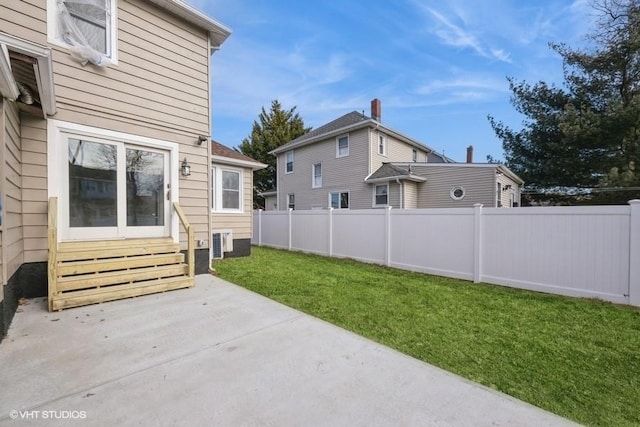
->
xmin=285 ymin=151 xmax=294 ymax=174
xmin=212 ymin=166 xmax=243 ymax=212
xmin=412 ymin=149 xmax=417 ymax=162
xmin=48 ymin=0 xmax=118 ymax=66
xmin=330 ymin=191 xmax=349 ymax=209
xmin=374 ymin=184 xmax=388 ymax=206
xmin=312 ymin=163 xmax=322 ymax=188
xmin=378 ymin=134 xmax=386 ymax=156
xmin=337 ymin=135 xmax=349 ymax=157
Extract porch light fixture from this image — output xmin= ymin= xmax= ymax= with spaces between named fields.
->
xmin=181 ymin=157 xmax=191 ymax=177
xmin=198 ymin=135 xmax=208 ymax=145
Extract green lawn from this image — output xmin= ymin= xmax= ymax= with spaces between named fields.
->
xmin=214 ymin=246 xmax=640 ymax=427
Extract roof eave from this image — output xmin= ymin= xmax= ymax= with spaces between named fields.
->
xmin=365 ymin=174 xmax=427 ymax=183
xmin=212 ymin=154 xmax=267 ymax=171
xmin=146 ymin=0 xmax=232 ymax=54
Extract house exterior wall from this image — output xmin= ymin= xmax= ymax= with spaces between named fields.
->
xmin=413 ymin=165 xmax=496 ymax=208
xmin=277 ymin=128 xmax=374 ymax=210
xmin=211 ymin=164 xmax=254 ymax=240
xmin=497 ymin=172 xmax=521 ymax=207
xmin=403 ymin=181 xmax=418 ymax=209
xmin=369 ymin=129 xmax=429 ymax=173
xmin=2 ymin=100 xmax=23 ymax=285
xmin=0 ymin=0 xmax=213 ymax=259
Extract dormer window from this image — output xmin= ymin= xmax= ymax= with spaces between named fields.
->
xmin=48 ymin=0 xmax=118 ymax=66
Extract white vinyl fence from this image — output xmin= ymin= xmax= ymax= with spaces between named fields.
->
xmin=253 ymin=201 xmax=640 ymax=307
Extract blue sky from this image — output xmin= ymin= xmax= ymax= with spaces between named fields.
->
xmin=187 ymin=0 xmax=595 ymax=163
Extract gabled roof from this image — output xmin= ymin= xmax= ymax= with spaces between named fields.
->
xmin=270 ymin=111 xmax=437 ymax=155
xmin=211 ymin=140 xmax=267 ymax=170
xmin=364 ymin=163 xmax=427 ymax=183
xmin=366 ymin=162 xmax=524 ymax=185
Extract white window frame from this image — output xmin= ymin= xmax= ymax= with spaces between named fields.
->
xmin=329 ymin=191 xmax=350 ymax=209
xmin=312 ymin=163 xmax=322 ymax=188
xmin=378 ymin=134 xmax=386 ymax=156
xmin=285 ymin=151 xmax=294 ymax=174
xmin=47 ymin=119 xmax=179 ymax=242
xmin=47 ymin=0 xmax=119 ymax=65
xmin=374 ymin=183 xmax=389 ymax=207
xmin=412 ymin=149 xmax=417 ymax=162
xmin=336 ymin=135 xmax=349 ymax=158
xmin=287 ymin=193 xmax=295 ymax=210
xmin=211 ymin=166 xmax=243 ymax=213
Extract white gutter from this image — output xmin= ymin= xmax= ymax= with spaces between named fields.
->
xmin=146 ymin=0 xmax=232 ymax=54
xmin=0 ymin=44 xmax=19 ymax=101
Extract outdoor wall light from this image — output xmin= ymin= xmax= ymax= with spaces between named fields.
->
xmin=181 ymin=157 xmax=191 ymax=177
xmin=198 ymin=135 xmax=208 ymax=145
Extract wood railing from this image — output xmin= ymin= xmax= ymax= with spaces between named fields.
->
xmin=47 ymin=197 xmax=58 ymax=312
xmin=173 ymin=202 xmax=195 ymax=278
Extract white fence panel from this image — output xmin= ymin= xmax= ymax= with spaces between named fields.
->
xmin=291 ymin=211 xmax=329 ymax=255
xmin=259 ymin=211 xmax=289 ymax=249
xmin=390 ymin=209 xmax=475 ymax=280
xmin=253 ymin=201 xmax=640 ymax=306
xmin=332 ymin=210 xmax=386 ymax=264
xmin=481 ymin=206 xmax=631 ymax=303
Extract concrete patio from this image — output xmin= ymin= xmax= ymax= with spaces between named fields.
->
xmin=0 ymin=275 xmax=578 ymax=426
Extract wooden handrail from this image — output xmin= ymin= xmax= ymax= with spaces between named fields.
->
xmin=173 ymin=202 xmax=195 ymax=278
xmin=47 ymin=197 xmax=58 ymax=312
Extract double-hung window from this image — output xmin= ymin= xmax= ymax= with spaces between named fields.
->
xmin=378 ymin=134 xmax=386 ymax=156
xmin=212 ymin=166 xmax=243 ymax=212
xmin=312 ymin=163 xmax=322 ymax=188
xmin=337 ymin=135 xmax=349 ymax=157
xmin=374 ymin=184 xmax=388 ymax=206
xmin=285 ymin=151 xmax=294 ymax=174
xmin=330 ymin=191 xmax=349 ymax=209
xmin=48 ymin=0 xmax=118 ymax=65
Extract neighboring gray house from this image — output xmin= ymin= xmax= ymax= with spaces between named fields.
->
xmin=268 ymin=99 xmax=523 ymax=211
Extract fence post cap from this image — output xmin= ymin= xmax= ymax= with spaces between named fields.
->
xmin=628 ymin=199 xmax=640 ymax=205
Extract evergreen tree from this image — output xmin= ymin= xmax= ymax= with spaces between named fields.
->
xmin=238 ymin=100 xmax=310 ymax=208
xmin=489 ymin=0 xmax=640 ymax=204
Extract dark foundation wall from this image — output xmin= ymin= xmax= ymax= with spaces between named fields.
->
xmin=0 ymin=262 xmax=47 ymax=341
xmin=226 ymin=238 xmax=251 ymax=258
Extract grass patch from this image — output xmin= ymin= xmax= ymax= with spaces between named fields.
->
xmin=214 ymin=246 xmax=640 ymax=426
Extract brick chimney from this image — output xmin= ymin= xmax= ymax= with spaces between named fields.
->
xmin=371 ymin=98 xmax=381 ymax=122
xmin=466 ymin=145 xmax=473 ymax=163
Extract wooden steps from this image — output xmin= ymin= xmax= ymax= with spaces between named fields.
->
xmin=49 ymin=238 xmax=194 ymax=311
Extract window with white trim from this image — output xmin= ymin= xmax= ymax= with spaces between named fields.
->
xmin=47 ymin=0 xmax=118 ymax=66
xmin=312 ymin=163 xmax=322 ymax=188
xmin=285 ymin=151 xmax=294 ymax=174
xmin=412 ymin=149 xmax=417 ymax=162
xmin=374 ymin=184 xmax=388 ymax=206
xmin=337 ymin=135 xmax=349 ymax=157
xmin=287 ymin=193 xmax=295 ymax=210
xmin=330 ymin=191 xmax=349 ymax=209
xmin=212 ymin=166 xmax=243 ymax=212
xmin=378 ymin=134 xmax=386 ymax=156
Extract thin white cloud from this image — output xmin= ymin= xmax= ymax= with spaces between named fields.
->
xmin=423 ymin=6 xmax=512 ymax=63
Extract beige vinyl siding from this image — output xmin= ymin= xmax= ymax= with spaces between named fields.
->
xmin=371 ymin=132 xmax=429 ymax=172
xmin=497 ymin=173 xmax=520 ymax=207
xmin=2 ymin=100 xmax=24 ymax=283
xmin=388 ymin=181 xmax=400 ymax=208
xmin=404 ymin=181 xmax=418 ymax=209
xmin=0 ymin=0 xmax=47 ymax=45
xmin=211 ymin=167 xmax=254 ymax=240
xmin=1 ymin=0 xmax=214 ymax=253
xmin=414 ymin=165 xmax=496 ymax=208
